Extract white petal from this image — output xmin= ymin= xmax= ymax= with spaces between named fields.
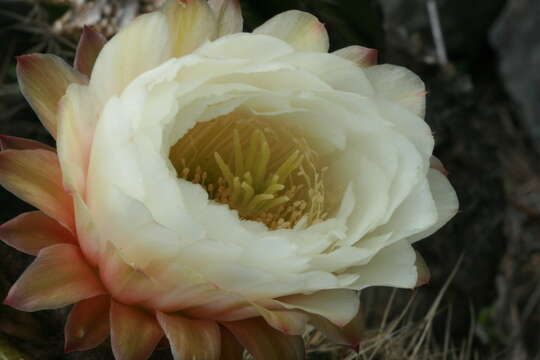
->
xmin=253 ymin=10 xmax=329 ymax=52
xmin=365 ymin=64 xmax=426 ymax=117
xmin=408 ymin=169 xmax=459 ymax=243
xmin=208 ymin=0 xmax=243 ymax=37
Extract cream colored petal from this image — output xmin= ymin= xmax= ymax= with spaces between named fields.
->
xmin=0 ymin=149 xmax=74 ymax=231
xmin=276 ymin=289 xmax=359 ymax=327
xmin=73 ymin=194 xmax=101 ymax=266
xmin=208 ymin=0 xmax=243 ymax=37
xmin=365 ymin=64 xmax=427 ymax=117
xmin=156 ymin=312 xmax=220 ymax=360
xmin=64 ymin=295 xmax=110 ymax=352
xmin=253 ymin=10 xmax=329 ymax=52
xmin=3 ymin=244 xmax=106 ymax=311
xmin=57 ymin=83 xmax=99 ymax=195
xmin=0 ymin=211 xmax=75 ymax=255
xmin=415 ymin=251 xmax=431 ymax=287
xmin=348 ymin=240 xmax=418 ymax=290
xmin=407 ymin=169 xmax=459 ymax=243
xmin=309 ymin=308 xmax=363 ymax=347
xmin=333 ymin=45 xmax=378 ymax=67
xmin=74 ymin=26 xmax=107 ymax=77
xmin=223 ymin=317 xmax=305 ymax=360
xmin=89 ymin=11 xmax=171 ymax=106
xmin=110 ymin=301 xmax=163 ymax=360
xmin=161 ymin=0 xmax=217 ymax=58
xmin=16 ymin=54 xmax=86 ymax=138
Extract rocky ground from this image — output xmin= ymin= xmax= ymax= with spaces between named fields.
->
xmin=0 ymin=0 xmax=539 ymax=359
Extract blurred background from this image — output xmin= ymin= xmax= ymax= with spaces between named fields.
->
xmin=0 ymin=0 xmax=539 ymax=359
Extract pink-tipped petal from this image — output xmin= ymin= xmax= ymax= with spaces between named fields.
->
xmin=16 ymin=54 xmax=86 ymax=138
xmin=415 ymin=251 xmax=431 ymax=287
xmin=0 ymin=135 xmax=54 ymax=152
xmin=253 ymin=10 xmax=329 ymax=52
xmin=333 ymin=45 xmax=378 ymax=67
xmin=156 ymin=312 xmax=221 ymax=360
xmin=74 ymin=26 xmax=107 ymax=77
xmin=208 ymin=0 xmax=243 ymax=37
xmin=110 ymin=301 xmax=163 ymax=360
xmin=430 ymin=155 xmax=449 ymax=176
xmin=0 ymin=149 xmax=75 ymax=231
xmin=309 ymin=309 xmax=364 ymax=348
xmin=252 ymin=303 xmax=309 ymax=336
xmin=219 ymin=326 xmax=244 ymax=360
xmin=161 ymin=0 xmax=217 ymax=58
xmin=99 ymin=243 xmax=159 ymax=305
xmin=3 ymin=244 xmax=106 ymax=311
xmin=223 ymin=317 xmax=305 ymax=360
xmin=65 ymin=295 xmax=110 ymax=352
xmin=0 ymin=211 xmax=75 ymax=255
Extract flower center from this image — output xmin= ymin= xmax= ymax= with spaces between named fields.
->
xmin=169 ymin=115 xmax=327 ymax=229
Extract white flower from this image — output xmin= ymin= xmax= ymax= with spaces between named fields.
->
xmin=0 ymin=1 xmax=458 ymax=358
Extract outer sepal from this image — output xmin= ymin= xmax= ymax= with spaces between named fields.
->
xmin=3 ymin=244 xmax=106 ymax=311
xmin=74 ymin=26 xmax=107 ymax=77
xmin=65 ymin=295 xmax=111 ymax=352
xmin=16 ymin=54 xmax=86 ymax=138
xmin=0 ymin=135 xmax=54 ymax=152
xmin=208 ymin=0 xmax=243 ymax=37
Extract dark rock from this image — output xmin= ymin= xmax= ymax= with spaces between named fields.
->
xmin=491 ymin=0 xmax=540 ymax=155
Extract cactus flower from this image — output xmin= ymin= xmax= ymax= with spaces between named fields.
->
xmin=0 ymin=0 xmax=458 ymax=359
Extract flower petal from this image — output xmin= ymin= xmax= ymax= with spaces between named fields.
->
xmin=252 ymin=303 xmax=309 ymax=336
xmin=333 ymin=45 xmax=378 ymax=67
xmin=73 ymin=195 xmax=101 ymax=266
xmin=0 ymin=211 xmax=75 ymax=255
xmin=415 ymin=251 xmax=431 ymax=287
xmin=57 ymin=83 xmax=99 ymax=195
xmin=65 ymin=295 xmax=110 ymax=352
xmin=3 ymin=244 xmax=106 ymax=311
xmin=365 ymin=64 xmax=427 ymax=117
xmin=253 ymin=10 xmax=329 ymax=52
xmin=219 ymin=326 xmax=244 ymax=360
xmin=0 ymin=135 xmax=54 ymax=152
xmin=89 ymin=11 xmax=171 ymax=106
xmin=309 ymin=308 xmax=364 ymax=348
xmin=74 ymin=26 xmax=107 ymax=77
xmin=223 ymin=317 xmax=305 ymax=360
xmin=161 ymin=0 xmax=217 ymax=58
xmin=407 ymin=169 xmax=459 ymax=243
xmin=156 ymin=312 xmax=221 ymax=360
xmin=0 ymin=149 xmax=74 ymax=231
xmin=110 ymin=301 xmax=163 ymax=360
xmin=99 ymin=242 xmax=160 ymax=305
xmin=16 ymin=54 xmax=86 ymax=138
xmin=276 ymin=289 xmax=360 ymax=327
xmin=208 ymin=0 xmax=243 ymax=37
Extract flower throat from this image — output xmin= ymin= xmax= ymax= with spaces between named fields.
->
xmin=169 ymin=116 xmax=327 ymax=230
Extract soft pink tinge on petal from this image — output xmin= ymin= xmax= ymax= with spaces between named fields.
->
xmin=0 ymin=211 xmax=75 ymax=255
xmin=65 ymin=295 xmax=110 ymax=352
xmin=16 ymin=54 xmax=86 ymax=138
xmin=430 ymin=155 xmax=449 ymax=176
xmin=110 ymin=301 xmax=163 ymax=360
xmin=3 ymin=244 xmax=106 ymax=311
xmin=73 ymin=195 xmax=100 ymax=266
xmin=251 ymin=303 xmax=309 ymax=336
xmin=415 ymin=251 xmax=431 ymax=287
xmin=309 ymin=309 xmax=364 ymax=348
xmin=253 ymin=10 xmax=329 ymax=52
xmin=156 ymin=312 xmax=221 ymax=360
xmin=0 ymin=135 xmax=54 ymax=152
xmin=0 ymin=149 xmax=75 ymax=231
xmin=99 ymin=243 xmax=161 ymax=305
xmin=74 ymin=26 xmax=107 ymax=77
xmin=223 ymin=317 xmax=305 ymax=360
xmin=208 ymin=0 xmax=243 ymax=37
xmin=333 ymin=45 xmax=378 ymax=67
